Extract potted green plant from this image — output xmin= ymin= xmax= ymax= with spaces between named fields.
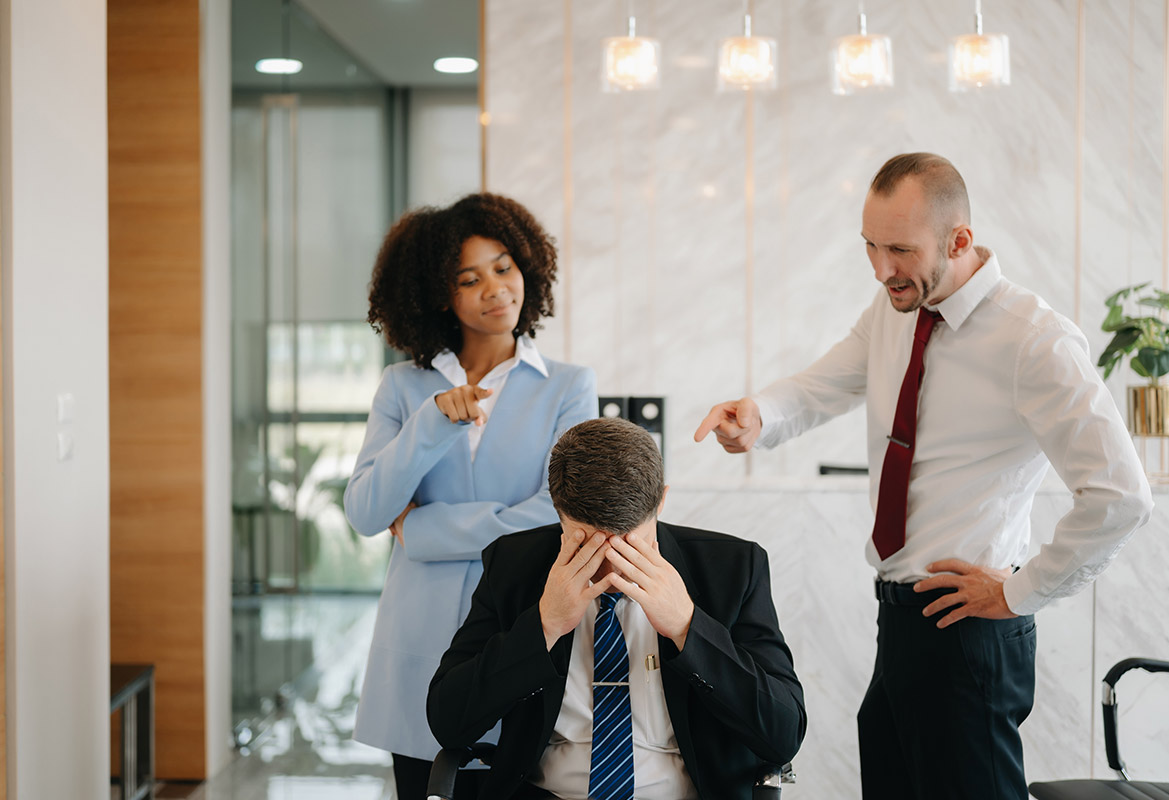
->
xmin=1097 ymin=281 xmax=1169 ymax=437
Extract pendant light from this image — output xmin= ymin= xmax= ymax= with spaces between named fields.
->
xmin=949 ymin=0 xmax=1010 ymax=91
xmin=717 ymin=0 xmax=777 ymax=91
xmin=602 ymin=2 xmax=660 ymax=92
xmin=255 ymin=0 xmax=303 ymax=81
xmin=831 ymin=2 xmax=893 ymax=95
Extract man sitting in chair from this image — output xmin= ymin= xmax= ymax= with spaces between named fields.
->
xmin=427 ymin=417 xmax=807 ymax=799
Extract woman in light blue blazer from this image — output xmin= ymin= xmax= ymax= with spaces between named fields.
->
xmin=344 ymin=193 xmax=596 ymax=799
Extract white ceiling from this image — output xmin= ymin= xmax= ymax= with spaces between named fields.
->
xmin=232 ymin=0 xmax=479 ymax=91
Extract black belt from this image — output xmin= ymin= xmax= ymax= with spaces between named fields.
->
xmin=874 ymin=579 xmax=957 ymax=607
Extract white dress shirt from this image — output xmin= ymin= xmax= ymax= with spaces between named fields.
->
xmin=754 ymin=249 xmax=1153 ymax=616
xmin=431 ymin=335 xmax=548 ymax=461
xmin=532 ymin=592 xmax=698 ymax=800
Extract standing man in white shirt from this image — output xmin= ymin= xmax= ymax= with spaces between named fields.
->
xmin=694 ymin=152 xmax=1153 ymax=799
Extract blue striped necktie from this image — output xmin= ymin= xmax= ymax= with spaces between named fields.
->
xmin=589 ymin=592 xmax=634 ymax=800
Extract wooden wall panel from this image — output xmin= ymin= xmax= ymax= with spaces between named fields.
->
xmin=107 ymin=0 xmax=205 ymax=780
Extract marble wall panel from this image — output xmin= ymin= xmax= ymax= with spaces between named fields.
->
xmin=565 ymin=0 xmax=623 ymax=395
xmin=648 ymin=1 xmax=751 ymax=483
xmin=1083 ymin=0 xmax=1167 ymax=418
xmin=748 ymin=0 xmax=790 ymax=474
xmin=485 ymin=0 xmax=568 ymax=361
xmin=1128 ymin=0 xmax=1168 ymax=291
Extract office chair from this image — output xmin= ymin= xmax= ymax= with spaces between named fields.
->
xmin=425 ymin=743 xmax=795 ymax=799
xmin=1028 ymin=657 xmax=1169 ymax=800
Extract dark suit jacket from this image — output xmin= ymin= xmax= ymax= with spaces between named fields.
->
xmin=427 ymin=521 xmax=807 ymax=800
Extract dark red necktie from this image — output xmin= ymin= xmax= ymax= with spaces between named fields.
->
xmin=872 ymin=308 xmax=942 ymax=561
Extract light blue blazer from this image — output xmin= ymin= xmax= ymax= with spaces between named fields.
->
xmin=344 ymin=354 xmax=597 ymax=758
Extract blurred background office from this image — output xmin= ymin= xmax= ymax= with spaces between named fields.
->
xmin=2 ymin=0 xmax=1168 ymax=798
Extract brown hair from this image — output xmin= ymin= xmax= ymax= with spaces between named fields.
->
xmin=366 ymin=192 xmax=558 ymax=368
xmin=548 ymin=418 xmax=664 ymax=535
xmin=870 ymin=152 xmax=971 ymax=239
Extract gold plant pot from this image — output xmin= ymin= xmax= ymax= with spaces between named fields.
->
xmin=1128 ymin=384 xmax=1169 ymax=437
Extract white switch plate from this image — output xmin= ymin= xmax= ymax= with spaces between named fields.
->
xmin=57 ymin=392 xmax=75 ymax=424
xmin=57 ymin=431 xmax=74 ymax=461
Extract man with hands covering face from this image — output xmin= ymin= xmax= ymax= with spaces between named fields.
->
xmin=428 ymin=418 xmax=806 ymax=800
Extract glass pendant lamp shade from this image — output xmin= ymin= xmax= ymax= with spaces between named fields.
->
xmin=718 ymin=12 xmax=777 ymax=91
xmin=949 ymin=32 xmax=1009 ymax=90
xmin=949 ymin=3 xmax=1010 ymax=91
xmin=602 ymin=16 xmax=660 ymax=91
xmin=718 ymin=32 xmax=778 ymax=90
xmin=831 ymin=12 xmax=893 ymax=95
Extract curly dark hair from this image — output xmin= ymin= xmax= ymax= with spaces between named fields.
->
xmin=366 ymin=192 xmax=558 ymax=368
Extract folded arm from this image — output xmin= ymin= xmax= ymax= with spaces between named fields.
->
xmin=344 ymin=367 xmax=468 ymax=536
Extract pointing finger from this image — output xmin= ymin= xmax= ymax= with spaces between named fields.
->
xmin=694 ymin=405 xmax=731 ymax=442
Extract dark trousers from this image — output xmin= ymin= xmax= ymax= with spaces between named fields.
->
xmin=392 ymin=752 xmax=488 ymax=800
xmin=858 ymin=585 xmax=1037 ymax=800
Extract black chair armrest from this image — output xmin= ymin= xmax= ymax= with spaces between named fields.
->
xmin=425 ymin=744 xmax=497 ymax=800
xmin=1101 ymin=658 xmax=1169 ymax=778
xmin=753 ymin=762 xmax=795 ymax=799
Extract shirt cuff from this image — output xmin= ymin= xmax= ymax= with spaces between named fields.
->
xmin=1002 ymin=565 xmax=1045 ymax=616
xmin=750 ymin=392 xmax=784 ymax=450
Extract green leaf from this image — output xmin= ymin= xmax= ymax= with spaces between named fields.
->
xmin=1137 ymin=295 xmax=1169 ymax=311
xmin=1100 ymin=327 xmax=1143 ymax=362
xmin=1102 ymin=304 xmax=1129 ymax=332
xmin=1135 ymin=347 xmax=1169 ymax=380
xmin=1100 ymin=350 xmax=1123 ymax=379
xmin=1104 ymin=282 xmax=1150 ymax=307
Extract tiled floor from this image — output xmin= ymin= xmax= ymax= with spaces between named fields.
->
xmin=138 ymin=594 xmax=400 ymax=800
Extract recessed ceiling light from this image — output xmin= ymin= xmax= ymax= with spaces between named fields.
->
xmin=434 ymin=57 xmax=478 ymax=74
xmin=255 ymin=58 xmax=303 ymax=75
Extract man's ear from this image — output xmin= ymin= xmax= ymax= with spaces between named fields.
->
xmin=657 ymin=485 xmax=670 ymax=516
xmin=948 ymin=224 xmax=973 ymax=259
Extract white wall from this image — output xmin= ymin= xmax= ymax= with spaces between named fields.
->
xmin=1 ymin=0 xmax=111 ymax=796
xmin=408 ymin=87 xmax=481 ymax=207
xmin=202 ymin=0 xmax=234 ymax=777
